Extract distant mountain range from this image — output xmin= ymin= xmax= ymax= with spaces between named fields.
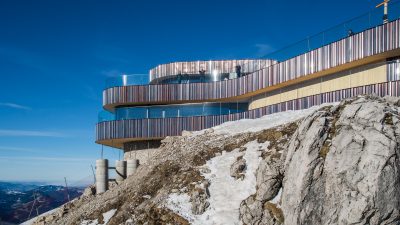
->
xmin=0 ymin=181 xmax=85 ymax=224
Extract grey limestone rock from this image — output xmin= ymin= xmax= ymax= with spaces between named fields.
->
xmin=255 ymin=155 xmax=283 ymax=202
xmin=240 ymin=95 xmax=400 ymax=225
xmin=230 ymin=157 xmax=247 ymax=179
xmin=190 ymin=180 xmax=210 ymax=215
xmin=281 ymin=96 xmax=400 ymax=225
xmin=239 ymin=195 xmax=264 ymax=225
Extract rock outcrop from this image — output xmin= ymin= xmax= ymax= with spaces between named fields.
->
xmin=240 ymin=95 xmax=400 ymax=225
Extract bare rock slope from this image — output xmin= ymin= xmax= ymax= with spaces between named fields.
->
xmin=31 ymin=95 xmax=400 ymax=225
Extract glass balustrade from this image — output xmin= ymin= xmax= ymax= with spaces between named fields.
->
xmin=239 ymin=1 xmax=400 ymax=70
xmin=98 ymin=110 xmax=116 ymax=122
xmin=105 ymin=74 xmax=149 ymax=89
xmin=98 ymin=102 xmax=248 ymax=122
xmin=105 ymin=71 xmax=246 ymax=87
xmin=149 ymin=72 xmax=243 ymax=84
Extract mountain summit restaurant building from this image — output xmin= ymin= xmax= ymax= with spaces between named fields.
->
xmin=96 ymin=4 xmax=400 ymax=163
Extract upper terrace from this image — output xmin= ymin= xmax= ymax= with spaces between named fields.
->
xmin=101 ymin=1 xmax=400 ymax=111
xmin=106 ymin=1 xmax=400 ymax=86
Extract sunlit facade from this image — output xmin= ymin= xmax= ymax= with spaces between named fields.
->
xmin=96 ymin=6 xmax=400 ymax=159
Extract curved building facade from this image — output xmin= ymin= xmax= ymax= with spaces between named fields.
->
xmin=96 ymin=8 xmax=400 ymax=162
xmin=149 ymin=59 xmax=277 ymax=82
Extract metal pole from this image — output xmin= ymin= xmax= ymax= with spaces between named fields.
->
xmin=384 ymin=2 xmax=388 ymax=23
xmin=376 ymin=0 xmax=390 ymax=24
xmin=64 ymin=177 xmax=70 ymax=202
xmin=27 ymin=191 xmax=37 ymax=220
xmin=91 ymin=164 xmax=96 ymax=184
xmin=36 ymin=205 xmax=42 ymax=216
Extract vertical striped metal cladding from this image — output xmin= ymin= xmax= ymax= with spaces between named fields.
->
xmin=149 ymin=59 xmax=277 ymax=81
xmin=96 ymin=79 xmax=400 ymax=141
xmin=387 ymin=59 xmax=400 ymax=81
xmin=103 ymin=20 xmax=400 ymax=106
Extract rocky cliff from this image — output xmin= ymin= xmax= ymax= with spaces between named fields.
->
xmin=29 ymin=95 xmax=400 ymax=225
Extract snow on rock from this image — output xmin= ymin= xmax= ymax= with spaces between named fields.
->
xmin=80 ymin=209 xmax=117 ymax=225
xmin=269 ymin=188 xmax=282 ymax=205
xmin=166 ymin=140 xmax=268 ymax=225
xmin=166 ymin=193 xmax=194 ymax=221
xmin=195 ymin=103 xmax=336 ymax=136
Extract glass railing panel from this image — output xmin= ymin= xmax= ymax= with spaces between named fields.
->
xmin=98 ymin=110 xmax=115 ymax=122
xmin=218 ymin=102 xmax=248 ymax=114
xmin=151 ymin=73 xmax=232 ymax=85
xmin=267 ymin=38 xmax=310 ymax=62
xmin=219 ymin=103 xmax=230 ymax=115
xmin=239 ymin=1 xmax=400 ymax=71
xmin=389 ymin=2 xmax=400 ymax=20
xmin=179 ymin=104 xmax=205 ymax=117
xmin=148 ymin=106 xmax=163 ymax=118
xmin=105 ymin=74 xmax=149 ymax=89
xmin=164 ymin=107 xmax=178 ymax=118
xmin=234 ymin=103 xmax=250 ymax=114
xmin=345 ymin=13 xmax=373 ymax=34
xmin=115 ymin=107 xmax=148 ymax=120
xmin=308 ymin=33 xmax=324 ymax=52
xmin=202 ymin=103 xmax=221 ymax=116
xmin=321 ymin=23 xmax=348 ymax=46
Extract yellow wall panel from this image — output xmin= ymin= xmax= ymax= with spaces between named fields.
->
xmin=249 ymin=63 xmax=387 ymax=110
xmin=350 ymin=64 xmax=386 ymax=87
xmin=298 ymin=81 xmax=321 ymax=97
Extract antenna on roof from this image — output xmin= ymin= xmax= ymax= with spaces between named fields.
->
xmin=376 ymin=0 xmax=390 ymax=24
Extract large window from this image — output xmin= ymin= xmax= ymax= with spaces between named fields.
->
xmin=112 ymin=102 xmax=248 ymax=120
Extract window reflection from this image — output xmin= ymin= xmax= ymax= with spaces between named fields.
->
xmin=111 ymin=102 xmax=248 ymax=121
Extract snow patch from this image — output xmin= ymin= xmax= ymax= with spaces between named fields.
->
xmin=165 ymin=140 xmax=268 ymax=225
xmin=269 ymin=187 xmax=282 ymax=206
xmin=194 ymin=103 xmax=336 ymax=136
xmin=166 ymin=193 xmax=194 ymax=222
xmin=6 ymin=190 xmax=25 ymax=195
xmin=81 ymin=209 xmax=117 ymax=225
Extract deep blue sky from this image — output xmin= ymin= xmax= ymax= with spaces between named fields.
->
xmin=0 ymin=0 xmax=379 ymax=184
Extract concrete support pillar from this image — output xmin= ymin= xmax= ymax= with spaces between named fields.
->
xmin=127 ymin=159 xmax=139 ymax=177
xmin=115 ymin=160 xmax=127 ymax=183
xmin=96 ymin=159 xmax=108 ymax=194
